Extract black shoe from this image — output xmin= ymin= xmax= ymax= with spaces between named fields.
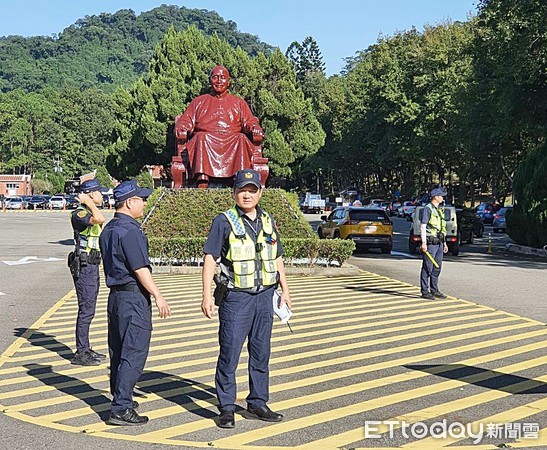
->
xmin=218 ymin=410 xmax=235 ymax=428
xmin=432 ymin=291 xmax=447 ymax=299
xmin=132 ymin=401 xmax=139 ymax=409
xmin=247 ymin=405 xmax=284 ymax=422
xmin=89 ymin=349 xmax=106 ymax=360
xmin=421 ymin=293 xmax=435 ymax=300
xmin=106 ymin=408 xmax=148 ymax=426
xmin=71 ymin=351 xmax=100 ymax=366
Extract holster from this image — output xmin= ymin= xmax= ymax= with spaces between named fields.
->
xmin=86 ymin=249 xmax=101 ymax=265
xmin=213 ymin=274 xmax=229 ymax=307
xmin=426 ymin=236 xmax=441 ymax=245
xmin=68 ymin=251 xmax=81 ymax=279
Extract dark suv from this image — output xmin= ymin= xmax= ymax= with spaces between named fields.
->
xmin=475 ymin=203 xmax=503 ymax=224
xmin=456 ymin=208 xmax=484 ymax=243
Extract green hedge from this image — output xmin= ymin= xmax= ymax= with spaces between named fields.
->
xmin=144 ymin=188 xmax=355 ymax=266
xmin=148 ymin=237 xmax=355 ymax=266
xmin=143 ymin=188 xmax=314 ymax=239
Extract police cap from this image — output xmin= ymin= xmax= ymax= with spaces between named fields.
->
xmin=233 ymin=169 xmax=262 ymax=189
xmin=113 ymin=180 xmax=153 ymax=203
xmin=80 ymin=178 xmax=108 ymax=194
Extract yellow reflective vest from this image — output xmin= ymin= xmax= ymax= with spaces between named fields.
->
xmin=425 ymin=203 xmax=446 ymax=237
xmin=222 ymin=207 xmax=278 ymax=289
xmin=75 ymin=206 xmax=103 ymax=253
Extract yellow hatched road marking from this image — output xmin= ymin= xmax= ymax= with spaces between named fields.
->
xmin=0 ymin=313 xmax=528 ymax=395
xmin=297 ymin=362 xmax=547 ymax=449
xmin=6 ymin=331 xmax=544 ymax=416
xmin=403 ymin=397 xmax=547 ymax=448
xmin=0 ymin=272 xmax=544 ymax=450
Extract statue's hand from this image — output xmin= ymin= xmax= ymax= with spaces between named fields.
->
xmin=251 ymin=125 xmax=264 ymax=137
xmin=175 ymin=128 xmax=188 ymax=142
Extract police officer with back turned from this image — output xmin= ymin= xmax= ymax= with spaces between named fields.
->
xmin=420 ymin=187 xmax=449 ymax=300
xmin=70 ymin=178 xmax=108 ymax=366
xmin=99 ymin=180 xmax=171 ymax=426
xmin=201 ymin=169 xmax=292 ymax=429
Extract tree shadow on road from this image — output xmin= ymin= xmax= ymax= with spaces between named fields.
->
xmin=23 ymin=363 xmax=111 ymax=421
xmin=344 ymin=286 xmax=419 ymax=299
xmin=136 ymin=370 xmax=218 ymax=420
xmin=405 ymin=364 xmax=547 ymax=394
xmin=14 ymin=328 xmax=74 ymax=363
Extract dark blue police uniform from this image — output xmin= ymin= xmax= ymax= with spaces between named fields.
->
xmin=71 ymin=207 xmax=101 ymax=356
xmin=204 ymin=205 xmax=283 ymax=413
xmin=420 ymin=204 xmax=444 ymax=295
xmin=99 ymin=212 xmax=153 ymax=413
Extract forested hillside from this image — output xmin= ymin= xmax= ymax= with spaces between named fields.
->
xmin=0 ymin=5 xmax=272 ymax=92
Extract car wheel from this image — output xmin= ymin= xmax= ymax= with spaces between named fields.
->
xmin=333 ymin=230 xmax=340 ymax=239
xmin=451 ymin=246 xmax=459 ymax=256
xmin=475 ymin=226 xmax=484 ymax=238
xmin=381 ymin=246 xmax=392 ymax=255
xmin=317 ymin=228 xmax=323 ymax=239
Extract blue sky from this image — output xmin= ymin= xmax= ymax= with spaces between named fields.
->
xmin=0 ymin=0 xmax=478 ymax=75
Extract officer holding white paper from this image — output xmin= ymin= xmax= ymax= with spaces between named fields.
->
xmin=201 ymin=169 xmax=291 ymax=429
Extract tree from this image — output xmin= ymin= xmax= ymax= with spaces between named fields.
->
xmin=110 ymin=26 xmax=324 ymax=178
xmin=95 ymin=166 xmax=114 ymax=189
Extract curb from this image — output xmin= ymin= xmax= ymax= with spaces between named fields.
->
xmin=151 ymin=263 xmax=361 ymax=277
xmin=506 ymin=243 xmax=547 ymax=259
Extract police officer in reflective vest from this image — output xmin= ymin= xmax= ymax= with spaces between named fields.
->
xmin=99 ymin=180 xmax=171 ymax=426
xmin=420 ymin=187 xmax=449 ymax=299
xmin=70 ymin=178 xmax=108 ymax=366
xmin=201 ymin=169 xmax=292 ymax=429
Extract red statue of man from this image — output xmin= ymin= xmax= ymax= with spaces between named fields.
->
xmin=174 ymin=65 xmax=264 ymax=187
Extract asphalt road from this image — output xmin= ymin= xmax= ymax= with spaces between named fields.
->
xmin=307 ymin=213 xmax=547 ymax=323
xmin=0 ymin=210 xmax=545 ymax=450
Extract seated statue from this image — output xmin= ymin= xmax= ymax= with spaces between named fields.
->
xmin=172 ymin=65 xmax=269 ymax=188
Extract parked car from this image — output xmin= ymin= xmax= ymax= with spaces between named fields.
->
xmin=398 ymin=201 xmax=416 ymax=219
xmin=6 ymin=196 xmax=28 ymax=210
xmin=492 ymin=207 xmax=513 ymax=233
xmin=475 ymin=203 xmax=503 ymax=224
xmin=102 ymin=193 xmax=115 ymax=209
xmin=26 ymin=195 xmax=49 ymax=209
xmin=317 ymin=207 xmax=393 ymax=254
xmin=48 ymin=195 xmax=67 ymax=209
xmin=390 ymin=201 xmax=402 ymax=216
xmin=409 ymin=206 xmax=460 ymax=256
xmin=456 ymin=208 xmax=484 ymax=243
xmin=65 ymin=194 xmax=80 ymax=209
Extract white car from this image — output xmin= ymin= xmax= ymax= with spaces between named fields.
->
xmin=6 ymin=197 xmax=28 ymax=209
xmin=49 ymin=196 xmax=67 ymax=209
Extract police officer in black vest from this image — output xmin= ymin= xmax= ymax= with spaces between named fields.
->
xmin=420 ymin=187 xmax=449 ymax=299
xmin=70 ymin=178 xmax=108 ymax=366
xmin=202 ymin=169 xmax=292 ymax=429
xmin=99 ymin=180 xmax=171 ymax=426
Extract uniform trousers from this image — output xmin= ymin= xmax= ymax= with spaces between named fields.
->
xmin=215 ymin=286 xmax=274 ymax=412
xmin=107 ymin=287 xmax=152 ymax=413
xmin=420 ymin=242 xmax=444 ymax=294
xmin=74 ymin=263 xmax=100 ymax=354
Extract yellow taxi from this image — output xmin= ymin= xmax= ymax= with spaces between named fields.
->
xmin=317 ymin=207 xmax=393 ymax=254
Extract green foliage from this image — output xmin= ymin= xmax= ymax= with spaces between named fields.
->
xmin=0 ymin=6 xmax=272 ymax=94
xmin=110 ymin=26 xmax=324 ymax=177
xmin=148 ymin=236 xmax=355 ymax=266
xmin=143 ymin=188 xmax=314 ymax=239
xmin=95 ymin=166 xmax=114 ymax=189
xmin=47 ymin=171 xmax=65 ymax=194
xmin=30 ymin=177 xmax=52 ymax=194
xmin=286 ymin=36 xmax=326 ymax=84
xmin=144 ymin=187 xmax=353 ymax=266
xmin=507 ymin=145 xmax=547 ymax=248
xmin=134 ymin=171 xmax=154 ymax=189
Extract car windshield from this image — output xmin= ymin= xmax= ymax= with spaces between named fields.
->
xmin=51 ymin=196 xmax=63 ymax=201
xmin=349 ymin=210 xmax=387 ymax=222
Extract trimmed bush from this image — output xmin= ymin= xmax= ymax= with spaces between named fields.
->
xmin=148 ymin=237 xmax=355 ymax=267
xmin=143 ymin=188 xmax=355 ymax=266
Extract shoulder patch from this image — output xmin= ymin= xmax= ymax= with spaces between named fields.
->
xmin=77 ymin=210 xmax=88 ymax=218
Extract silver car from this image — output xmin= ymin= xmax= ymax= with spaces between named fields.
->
xmin=6 ymin=196 xmax=28 ymax=209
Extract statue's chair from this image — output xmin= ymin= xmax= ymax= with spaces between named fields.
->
xmin=171 ymin=131 xmax=269 ymax=189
